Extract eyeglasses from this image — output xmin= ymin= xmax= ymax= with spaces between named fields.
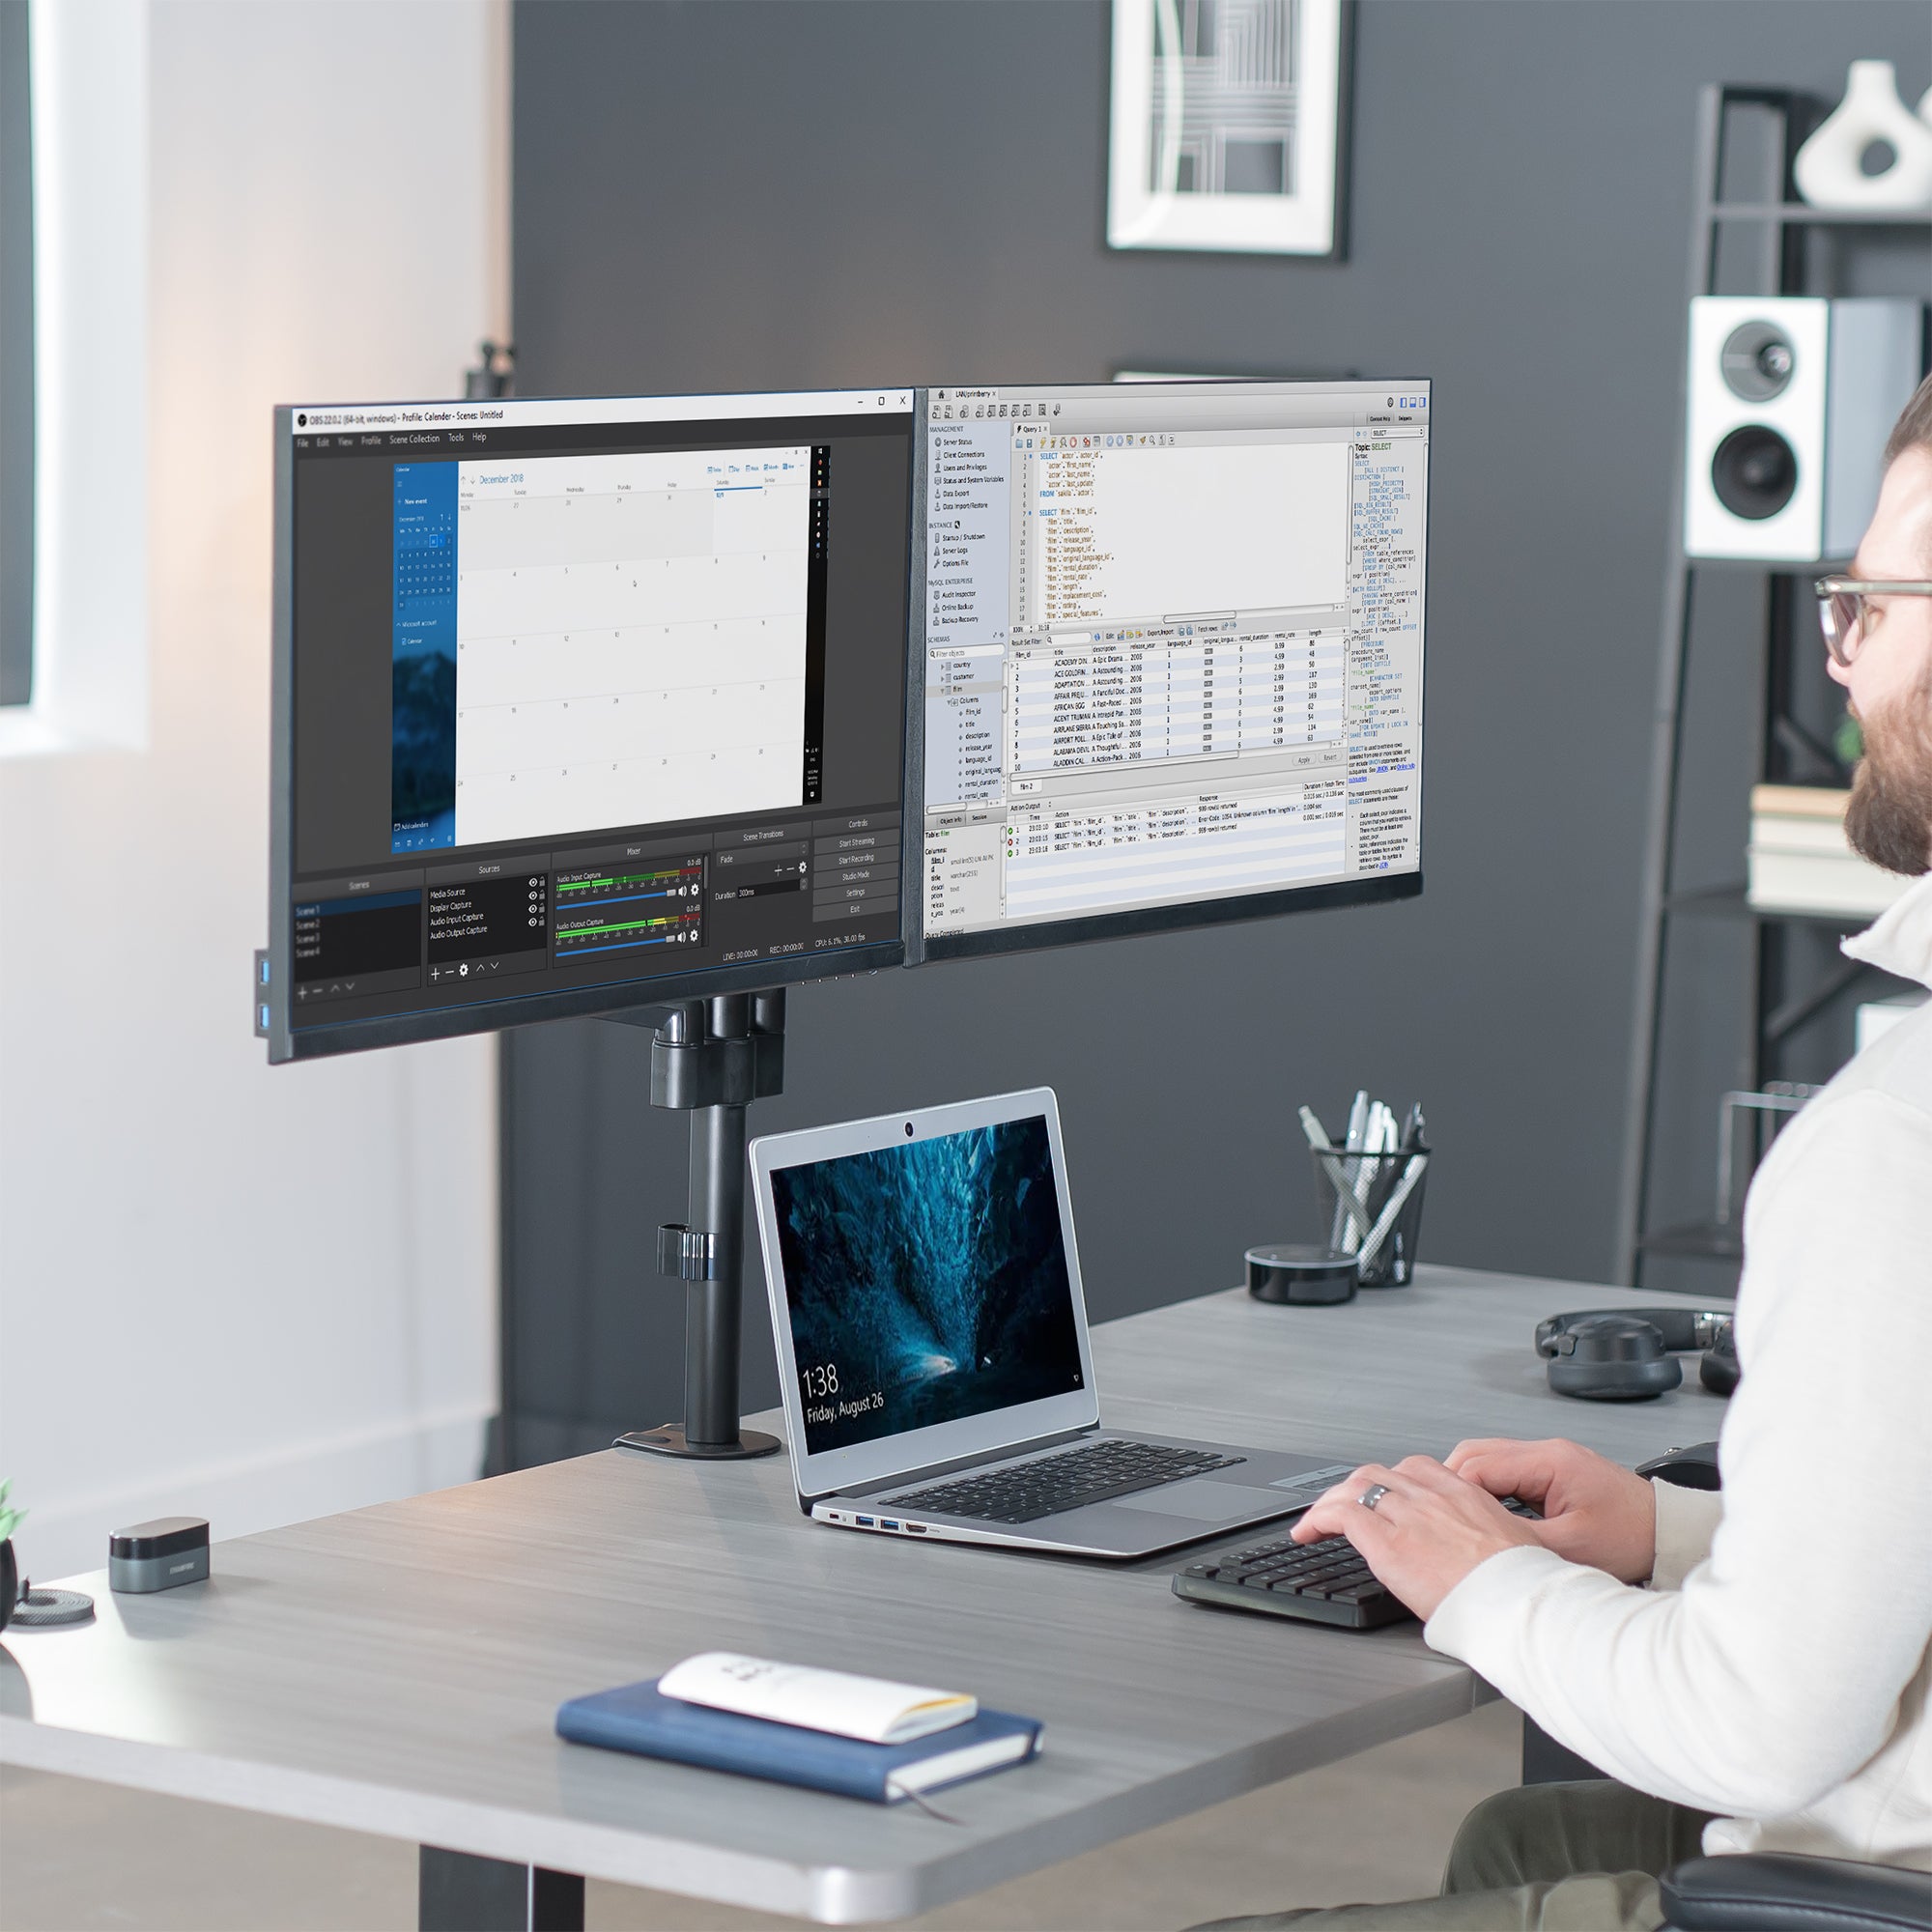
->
xmin=1814 ymin=577 xmax=1932 ymax=668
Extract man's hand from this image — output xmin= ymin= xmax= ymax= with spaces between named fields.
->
xmin=1446 ymin=1437 xmax=1656 ymax=1583
xmin=1291 ymin=1455 xmax=1547 ymax=1621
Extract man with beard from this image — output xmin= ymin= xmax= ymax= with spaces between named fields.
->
xmin=1199 ymin=383 xmax=1932 ymax=1932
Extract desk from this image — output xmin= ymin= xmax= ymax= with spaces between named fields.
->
xmin=1 ymin=1266 xmax=1724 ymax=1928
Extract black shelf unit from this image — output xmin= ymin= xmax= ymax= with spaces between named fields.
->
xmin=1614 ymin=84 xmax=1931 ymax=1287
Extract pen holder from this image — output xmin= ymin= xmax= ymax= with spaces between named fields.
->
xmin=1309 ymin=1146 xmax=1430 ymax=1288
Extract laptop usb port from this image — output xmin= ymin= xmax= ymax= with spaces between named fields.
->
xmin=880 ymin=1520 xmax=901 ymax=1532
xmin=855 ymin=1515 xmax=875 ymax=1527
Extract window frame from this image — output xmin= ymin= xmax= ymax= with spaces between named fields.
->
xmin=0 ymin=0 xmax=148 ymax=756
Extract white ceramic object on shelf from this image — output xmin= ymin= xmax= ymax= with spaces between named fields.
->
xmin=1793 ymin=61 xmax=1932 ymax=213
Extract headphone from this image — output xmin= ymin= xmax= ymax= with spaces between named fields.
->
xmin=1535 ymin=1308 xmax=1738 ymax=1402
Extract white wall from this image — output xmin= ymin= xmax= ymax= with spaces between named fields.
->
xmin=0 ymin=0 xmax=508 ymax=1582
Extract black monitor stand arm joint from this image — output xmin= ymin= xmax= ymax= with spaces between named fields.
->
xmin=608 ymin=990 xmax=786 ymax=1462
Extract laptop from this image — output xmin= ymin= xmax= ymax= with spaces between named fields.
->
xmin=748 ymin=1087 xmax=1362 ymax=1559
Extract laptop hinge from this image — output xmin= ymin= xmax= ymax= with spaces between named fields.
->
xmin=807 ymin=1421 xmax=1103 ymax=1506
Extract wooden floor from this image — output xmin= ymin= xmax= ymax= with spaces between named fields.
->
xmin=0 ymin=1700 xmax=1518 ymax=1931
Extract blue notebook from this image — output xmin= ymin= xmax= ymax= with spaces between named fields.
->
xmin=555 ymin=1678 xmax=1042 ymax=1804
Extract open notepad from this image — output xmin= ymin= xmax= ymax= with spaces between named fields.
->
xmin=656 ymin=1652 xmax=978 ymax=1745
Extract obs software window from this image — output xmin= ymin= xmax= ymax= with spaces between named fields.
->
xmin=920 ymin=381 xmax=1428 ymax=945
xmin=282 ymin=391 xmax=912 ymax=1035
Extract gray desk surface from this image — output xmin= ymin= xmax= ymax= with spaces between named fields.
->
xmin=1 ymin=1266 xmax=1726 ymax=1923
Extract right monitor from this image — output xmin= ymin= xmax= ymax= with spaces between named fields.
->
xmin=911 ymin=380 xmax=1429 ymax=961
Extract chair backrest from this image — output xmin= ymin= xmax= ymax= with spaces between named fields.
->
xmin=1660 ymin=1851 xmax=1932 ymax=1932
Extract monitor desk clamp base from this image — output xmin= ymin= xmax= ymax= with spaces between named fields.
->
xmin=605 ymin=990 xmax=785 ymax=1462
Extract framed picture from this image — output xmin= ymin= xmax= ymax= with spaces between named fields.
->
xmin=1107 ymin=0 xmax=1352 ymax=259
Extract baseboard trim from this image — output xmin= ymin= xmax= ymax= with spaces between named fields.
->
xmin=17 ymin=1406 xmax=497 ymax=1585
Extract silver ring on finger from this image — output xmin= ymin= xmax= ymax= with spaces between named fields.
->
xmin=1358 ymin=1482 xmax=1392 ymax=1512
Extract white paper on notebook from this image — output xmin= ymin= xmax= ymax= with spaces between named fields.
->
xmin=656 ymin=1652 xmax=978 ymax=1745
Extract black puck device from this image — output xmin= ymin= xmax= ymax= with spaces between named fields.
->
xmin=1245 ymin=1243 xmax=1357 ymax=1305
xmin=109 ymin=1517 xmax=210 ymax=1593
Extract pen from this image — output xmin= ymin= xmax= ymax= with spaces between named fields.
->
xmin=1332 ymin=1092 xmax=1371 ymax=1249
xmin=1302 ymin=1107 xmax=1378 ymax=1245
xmin=1355 ymin=1152 xmax=1427 ymax=1270
xmin=1358 ymin=1102 xmax=1395 ymax=1239
xmin=1363 ymin=1108 xmax=1401 ymax=1226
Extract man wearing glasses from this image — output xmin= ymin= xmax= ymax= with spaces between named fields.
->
xmin=1204 ymin=383 xmax=1932 ymax=1931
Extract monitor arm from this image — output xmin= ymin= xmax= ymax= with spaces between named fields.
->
xmin=607 ymin=989 xmax=786 ymax=1461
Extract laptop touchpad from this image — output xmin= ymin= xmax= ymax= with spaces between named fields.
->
xmin=1115 ymin=1483 xmax=1292 ymax=1521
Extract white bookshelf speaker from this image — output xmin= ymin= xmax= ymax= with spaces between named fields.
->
xmin=1685 ymin=297 xmax=1925 ymax=563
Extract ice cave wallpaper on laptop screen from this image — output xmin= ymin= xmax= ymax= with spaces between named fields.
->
xmin=772 ymin=1117 xmax=1087 ymax=1455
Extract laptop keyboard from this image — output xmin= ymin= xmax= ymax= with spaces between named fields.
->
xmin=889 ymin=1439 xmax=1245 ymax=1524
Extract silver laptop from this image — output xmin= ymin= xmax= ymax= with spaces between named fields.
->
xmin=749 ymin=1087 xmax=1359 ymax=1558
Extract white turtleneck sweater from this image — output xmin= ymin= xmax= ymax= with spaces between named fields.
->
xmin=1427 ymin=869 xmax=1932 ymax=1872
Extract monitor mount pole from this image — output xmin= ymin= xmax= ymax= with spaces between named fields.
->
xmin=611 ymin=989 xmax=784 ymax=1461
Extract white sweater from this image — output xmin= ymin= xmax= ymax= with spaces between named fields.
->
xmin=1428 ymin=869 xmax=1932 ymax=1872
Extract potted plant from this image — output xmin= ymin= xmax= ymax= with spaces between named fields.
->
xmin=0 ymin=1480 xmax=24 ymax=1633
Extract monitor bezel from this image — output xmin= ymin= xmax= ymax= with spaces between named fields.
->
xmin=266 ymin=391 xmax=918 ymax=1064
xmin=918 ymin=867 xmax=1421 ymax=964
xmin=905 ymin=377 xmax=1430 ymax=965
xmin=749 ymin=1086 xmax=1101 ymax=1505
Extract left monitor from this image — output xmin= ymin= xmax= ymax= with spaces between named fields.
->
xmin=264 ymin=388 xmax=916 ymax=1063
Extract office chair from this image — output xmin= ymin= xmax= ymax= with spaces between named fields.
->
xmin=1659 ymin=1853 xmax=1931 ymax=1930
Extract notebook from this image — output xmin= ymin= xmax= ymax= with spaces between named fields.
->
xmin=555 ymin=1678 xmax=1042 ymax=1804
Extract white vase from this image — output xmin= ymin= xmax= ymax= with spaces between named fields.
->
xmin=1793 ymin=61 xmax=1932 ymax=213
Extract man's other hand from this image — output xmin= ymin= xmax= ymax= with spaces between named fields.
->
xmin=1447 ymin=1437 xmax=1657 ymax=1583
xmin=1291 ymin=1455 xmax=1546 ymax=1621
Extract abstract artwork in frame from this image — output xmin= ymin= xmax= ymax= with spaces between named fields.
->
xmin=1108 ymin=0 xmax=1352 ymax=259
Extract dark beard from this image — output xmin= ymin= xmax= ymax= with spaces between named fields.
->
xmin=1845 ymin=675 xmax=1932 ymax=877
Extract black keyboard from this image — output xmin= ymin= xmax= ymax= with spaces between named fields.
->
xmin=891 ymin=1440 xmax=1245 ymax=1524
xmin=1173 ymin=1496 xmax=1542 ymax=1630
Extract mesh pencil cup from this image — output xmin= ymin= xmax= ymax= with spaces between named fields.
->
xmin=1308 ymin=1146 xmax=1430 ymax=1288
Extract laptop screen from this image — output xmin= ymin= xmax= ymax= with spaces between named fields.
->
xmin=769 ymin=1114 xmax=1087 ymax=1456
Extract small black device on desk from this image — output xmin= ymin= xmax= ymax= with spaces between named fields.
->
xmin=109 ymin=1517 xmax=209 ymax=1593
xmin=1174 ymin=1497 xmax=1541 ymax=1630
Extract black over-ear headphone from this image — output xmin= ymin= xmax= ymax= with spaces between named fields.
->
xmin=1535 ymin=1308 xmax=1738 ymax=1402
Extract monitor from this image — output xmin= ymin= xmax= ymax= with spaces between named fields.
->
xmin=263 ymin=387 xmax=916 ymax=1063
xmin=911 ymin=379 xmax=1429 ymax=960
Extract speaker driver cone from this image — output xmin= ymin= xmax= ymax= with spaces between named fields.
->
xmin=1719 ymin=320 xmax=1796 ymax=402
xmin=1711 ymin=425 xmax=1798 ymax=522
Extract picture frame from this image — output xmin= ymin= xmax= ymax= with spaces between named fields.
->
xmin=1107 ymin=0 xmax=1352 ymax=259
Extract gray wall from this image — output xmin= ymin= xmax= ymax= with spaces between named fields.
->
xmin=502 ymin=0 xmax=1930 ymax=1460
